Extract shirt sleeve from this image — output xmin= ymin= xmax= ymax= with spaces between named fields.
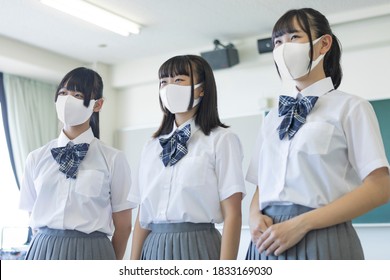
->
xmin=343 ymin=99 xmax=390 ymax=180
xmin=19 ymin=152 xmax=37 ymax=212
xmin=215 ymin=130 xmax=246 ymax=201
xmin=110 ymin=151 xmax=137 ymax=212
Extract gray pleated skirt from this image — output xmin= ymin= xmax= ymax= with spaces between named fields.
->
xmin=141 ymin=222 xmax=222 ymax=260
xmin=25 ymin=227 xmax=116 ymax=260
xmin=246 ymin=204 xmax=364 ymax=260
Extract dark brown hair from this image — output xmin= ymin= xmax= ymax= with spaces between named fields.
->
xmin=153 ymin=55 xmax=227 ymax=137
xmin=272 ymin=8 xmax=343 ymax=88
xmin=55 ymin=67 xmax=103 ymax=138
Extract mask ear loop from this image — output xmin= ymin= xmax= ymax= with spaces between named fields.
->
xmin=307 ymin=36 xmax=324 ymax=73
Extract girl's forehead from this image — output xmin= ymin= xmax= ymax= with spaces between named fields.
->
xmin=170 ymin=74 xmax=189 ymax=78
xmin=60 ymin=87 xmax=81 ymax=92
xmin=276 ymin=19 xmax=301 ymax=35
xmin=160 ymin=68 xmax=194 ymax=78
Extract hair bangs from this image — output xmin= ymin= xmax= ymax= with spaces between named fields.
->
xmin=272 ymin=12 xmax=298 ymax=40
xmin=158 ymin=56 xmax=191 ymax=79
xmin=62 ymin=75 xmax=86 ymax=94
xmin=272 ymin=9 xmax=312 ymax=43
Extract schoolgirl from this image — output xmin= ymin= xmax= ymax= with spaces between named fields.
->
xmin=19 ymin=67 xmax=135 ymax=260
xmin=246 ymin=8 xmax=390 ymax=260
xmin=128 ymin=55 xmax=246 ymax=260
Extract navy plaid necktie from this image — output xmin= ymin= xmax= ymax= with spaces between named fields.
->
xmin=159 ymin=124 xmax=191 ymax=167
xmin=278 ymin=95 xmax=318 ymax=140
xmin=51 ymin=142 xmax=89 ymax=179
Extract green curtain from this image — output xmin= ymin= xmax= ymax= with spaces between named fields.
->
xmin=3 ymin=74 xmax=58 ymax=187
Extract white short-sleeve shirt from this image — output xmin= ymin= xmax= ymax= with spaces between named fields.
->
xmin=246 ymin=77 xmax=389 ymax=210
xmin=19 ymin=128 xmax=136 ymax=235
xmin=128 ymin=119 xmax=246 ymax=229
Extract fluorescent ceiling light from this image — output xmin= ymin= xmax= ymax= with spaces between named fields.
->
xmin=41 ymin=0 xmax=141 ymax=36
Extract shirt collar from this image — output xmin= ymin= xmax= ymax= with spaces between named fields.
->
xmin=161 ymin=118 xmax=199 ymax=139
xmin=57 ymin=127 xmax=95 ymax=147
xmin=290 ymin=77 xmax=334 ymax=98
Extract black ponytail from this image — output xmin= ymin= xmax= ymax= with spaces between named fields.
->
xmin=324 ymin=34 xmax=342 ymax=89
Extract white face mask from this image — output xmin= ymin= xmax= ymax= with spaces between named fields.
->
xmin=159 ymin=83 xmax=202 ymax=113
xmin=56 ymin=95 xmax=96 ymax=126
xmin=273 ymin=37 xmax=325 ymax=80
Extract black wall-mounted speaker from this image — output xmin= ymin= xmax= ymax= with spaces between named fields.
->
xmin=257 ymin=38 xmax=273 ymax=54
xmin=200 ymin=47 xmax=239 ymax=70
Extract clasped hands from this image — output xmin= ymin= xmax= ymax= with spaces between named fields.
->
xmin=249 ymin=212 xmax=307 ymax=257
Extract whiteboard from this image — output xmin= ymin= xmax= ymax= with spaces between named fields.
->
xmin=115 ymin=113 xmax=264 ymax=227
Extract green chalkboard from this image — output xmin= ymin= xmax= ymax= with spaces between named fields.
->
xmin=353 ymin=98 xmax=390 ymax=224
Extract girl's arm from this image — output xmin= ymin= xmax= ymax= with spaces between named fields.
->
xmin=130 ymin=211 xmax=151 ymax=260
xmin=220 ymin=192 xmax=243 ymax=260
xmin=112 ymin=209 xmax=132 ymax=260
xmin=248 ymin=187 xmax=273 ymax=244
xmin=257 ymin=167 xmax=390 ymax=256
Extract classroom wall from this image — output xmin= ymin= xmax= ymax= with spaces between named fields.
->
xmin=1 ymin=14 xmax=389 ymax=259
xmin=112 ymin=14 xmax=390 ymax=129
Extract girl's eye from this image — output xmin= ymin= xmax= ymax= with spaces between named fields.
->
xmin=290 ymin=34 xmax=299 ymax=40
xmin=274 ymin=39 xmax=281 ymax=46
xmin=57 ymin=90 xmax=69 ymax=96
xmin=160 ymin=80 xmax=167 ymax=87
xmin=73 ymin=93 xmax=84 ymax=99
xmin=174 ymin=78 xmax=184 ymax=83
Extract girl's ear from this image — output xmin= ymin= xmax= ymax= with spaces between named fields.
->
xmin=320 ymin=34 xmax=333 ymax=54
xmin=93 ymin=98 xmax=104 ymax=112
xmin=197 ymin=84 xmax=205 ymax=97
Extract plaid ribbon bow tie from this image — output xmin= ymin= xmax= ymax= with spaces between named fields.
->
xmin=51 ymin=142 xmax=89 ymax=179
xmin=278 ymin=95 xmax=318 ymax=140
xmin=159 ymin=124 xmax=191 ymax=167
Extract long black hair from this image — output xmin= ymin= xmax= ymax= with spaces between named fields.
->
xmin=54 ymin=67 xmax=103 ymax=138
xmin=153 ymin=55 xmax=227 ymax=137
xmin=272 ymin=8 xmax=343 ymax=88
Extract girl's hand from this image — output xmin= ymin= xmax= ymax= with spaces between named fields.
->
xmin=256 ymin=216 xmax=307 ymax=256
xmin=249 ymin=211 xmax=273 ymax=244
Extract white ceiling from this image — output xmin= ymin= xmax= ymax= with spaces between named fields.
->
xmin=0 ymin=0 xmax=390 ymax=66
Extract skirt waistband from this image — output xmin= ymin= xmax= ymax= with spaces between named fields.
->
xmin=150 ymin=222 xmax=215 ymax=233
xmin=262 ymin=204 xmax=314 ymax=216
xmin=38 ymin=227 xmax=107 ymax=238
